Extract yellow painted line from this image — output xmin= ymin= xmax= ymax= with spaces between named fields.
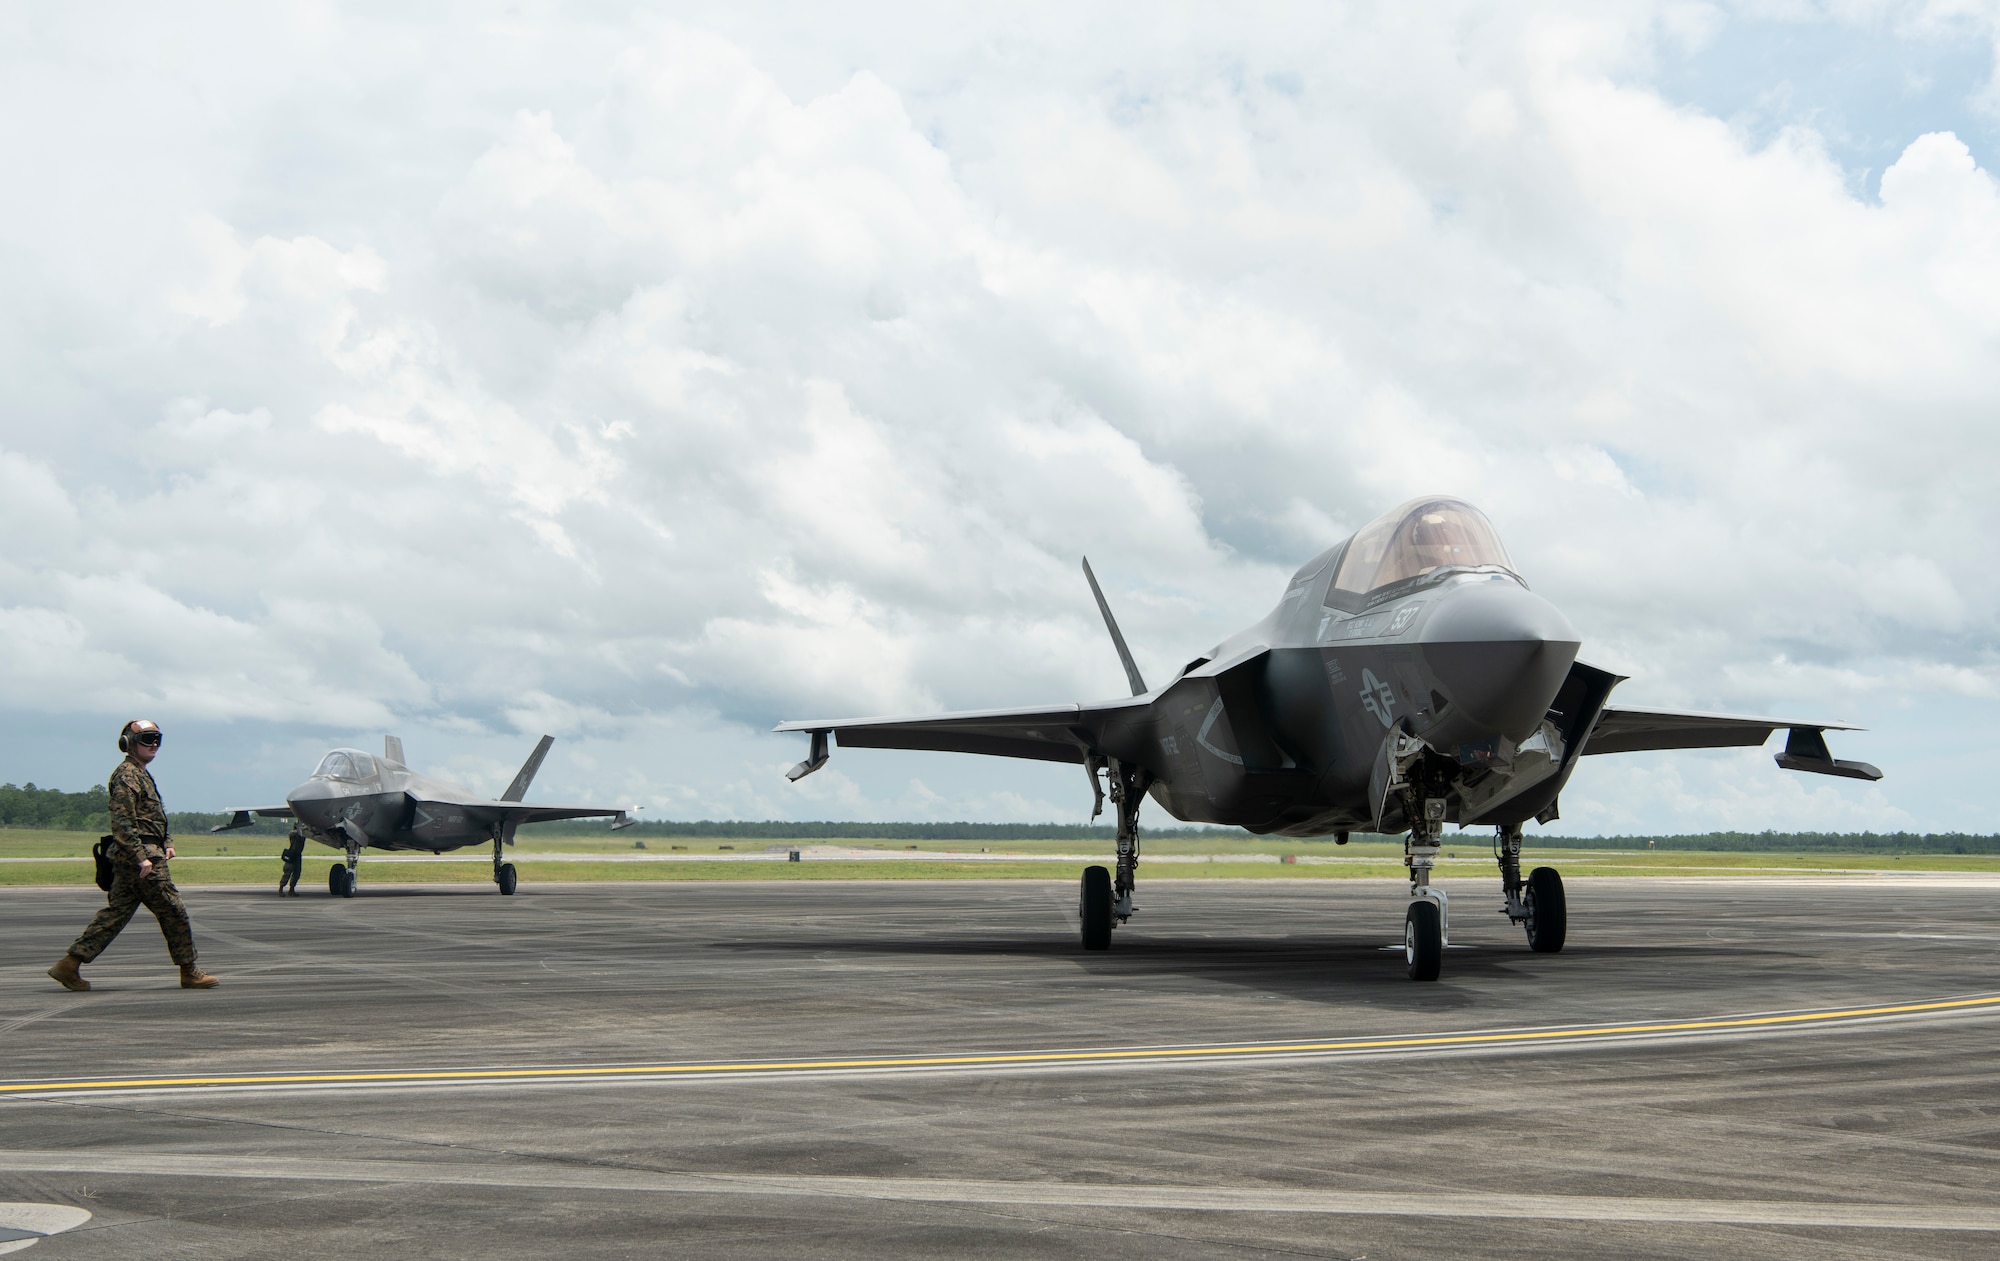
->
xmin=6 ymin=994 xmax=1997 ymax=1097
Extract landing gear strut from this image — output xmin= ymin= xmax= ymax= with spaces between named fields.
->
xmin=1403 ymin=794 xmax=1447 ymax=981
xmin=337 ymin=833 xmax=360 ymax=898
xmin=1079 ymin=756 xmax=1150 ymax=949
xmin=493 ymin=822 xmax=518 ymax=896
xmin=1496 ymin=823 xmax=1565 ymax=953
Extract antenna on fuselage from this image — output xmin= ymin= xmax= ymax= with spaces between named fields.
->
xmin=1082 ymin=557 xmax=1149 ymax=697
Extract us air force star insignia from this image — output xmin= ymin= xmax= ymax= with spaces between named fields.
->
xmin=1359 ymin=668 xmax=1397 ymax=727
xmin=0 ymin=1204 xmax=91 ymax=1254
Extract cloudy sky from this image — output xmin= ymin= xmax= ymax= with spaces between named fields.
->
xmin=2 ymin=1 xmax=1995 ymax=834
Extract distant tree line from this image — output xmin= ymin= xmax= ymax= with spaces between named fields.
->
xmin=522 ymin=819 xmax=1261 ymax=841
xmin=0 ymin=782 xmax=109 ymax=831
xmin=0 ymin=783 xmax=289 ymax=836
xmin=5 ymin=782 xmax=1994 ymax=852
xmin=1527 ymin=831 xmax=2000 ymax=854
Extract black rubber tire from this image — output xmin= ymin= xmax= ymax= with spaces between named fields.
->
xmin=1525 ymin=866 xmax=1566 ymax=953
xmin=497 ymin=863 xmax=518 ymax=896
xmin=1078 ymin=865 xmax=1112 ymax=950
xmin=328 ymin=865 xmax=345 ymax=897
xmin=340 ymin=867 xmax=357 ymax=899
xmin=1405 ymin=900 xmax=1443 ymax=981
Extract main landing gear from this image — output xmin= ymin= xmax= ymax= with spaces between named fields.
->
xmin=1497 ymin=822 xmax=1565 ymax=953
xmin=493 ymin=825 xmax=518 ymax=896
xmin=1077 ymin=757 xmax=1150 ymax=951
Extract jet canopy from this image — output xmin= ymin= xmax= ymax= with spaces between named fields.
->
xmin=1331 ymin=497 xmax=1515 ymax=600
xmin=312 ymin=749 xmax=378 ymax=782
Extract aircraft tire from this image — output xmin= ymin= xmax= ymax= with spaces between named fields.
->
xmin=340 ymin=867 xmax=357 ymax=898
xmin=1078 ymin=865 xmax=1112 ymax=950
xmin=328 ymin=865 xmax=345 ymax=897
xmin=1405 ymin=900 xmax=1442 ymax=981
xmin=497 ymin=863 xmax=518 ymax=896
xmin=1525 ymin=867 xmax=1566 ymax=953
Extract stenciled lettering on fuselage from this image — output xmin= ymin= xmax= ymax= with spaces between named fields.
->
xmin=1360 ymin=668 xmax=1397 ymax=727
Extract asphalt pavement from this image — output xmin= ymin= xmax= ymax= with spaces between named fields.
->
xmin=4 ymin=874 xmax=1998 ymax=1259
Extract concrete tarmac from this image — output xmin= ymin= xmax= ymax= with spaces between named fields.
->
xmin=4 ymin=875 xmax=1999 ymax=1259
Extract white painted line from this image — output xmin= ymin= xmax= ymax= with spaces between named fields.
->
xmin=0 ymin=1156 xmax=1985 ymax=1230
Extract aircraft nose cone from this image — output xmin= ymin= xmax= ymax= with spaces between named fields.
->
xmin=1419 ymin=582 xmax=1580 ymax=740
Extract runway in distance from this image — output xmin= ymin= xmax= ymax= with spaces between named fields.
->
xmin=214 ymin=735 xmax=633 ymax=897
xmin=778 ymin=496 xmax=1882 ymax=980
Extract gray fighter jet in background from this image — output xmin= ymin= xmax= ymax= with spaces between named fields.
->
xmin=779 ymin=496 xmax=1880 ymax=980
xmin=215 ymin=735 xmax=633 ymax=897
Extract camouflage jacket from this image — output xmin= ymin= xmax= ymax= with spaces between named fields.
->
xmin=107 ymin=756 xmax=169 ymax=864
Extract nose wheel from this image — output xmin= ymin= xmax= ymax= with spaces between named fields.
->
xmin=328 ymin=864 xmax=356 ymax=898
xmin=1404 ymin=900 xmax=1443 ymax=981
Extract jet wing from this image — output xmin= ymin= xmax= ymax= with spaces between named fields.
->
xmin=775 ymin=698 xmax=1151 ymax=775
xmin=212 ymin=806 xmax=296 ymax=832
xmin=1582 ymin=707 xmax=1881 ymax=780
xmin=459 ymin=801 xmax=635 ymax=829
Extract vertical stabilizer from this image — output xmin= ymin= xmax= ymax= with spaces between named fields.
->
xmin=1082 ymin=558 xmax=1149 ymax=697
xmin=384 ymin=735 xmax=405 ymax=766
xmin=502 ymin=735 xmax=555 ymax=802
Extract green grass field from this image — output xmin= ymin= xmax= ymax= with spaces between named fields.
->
xmin=5 ymin=827 xmax=1997 ymax=886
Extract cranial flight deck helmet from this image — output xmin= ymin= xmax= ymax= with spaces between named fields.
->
xmin=117 ymin=719 xmax=162 ymax=753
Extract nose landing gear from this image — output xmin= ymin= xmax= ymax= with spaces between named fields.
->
xmin=1404 ymin=795 xmax=1448 ymax=981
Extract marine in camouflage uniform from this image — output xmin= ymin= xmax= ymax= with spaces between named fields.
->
xmin=279 ymin=830 xmax=306 ymax=896
xmin=48 ymin=720 xmax=218 ymax=991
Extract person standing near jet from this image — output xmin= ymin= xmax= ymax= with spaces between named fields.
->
xmin=47 ymin=720 xmax=219 ymax=991
xmin=279 ymin=830 xmax=305 ymax=896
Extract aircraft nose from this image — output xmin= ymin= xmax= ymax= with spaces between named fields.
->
xmin=1418 ymin=582 xmax=1580 ymax=740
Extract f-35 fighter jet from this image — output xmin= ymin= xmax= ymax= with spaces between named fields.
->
xmin=214 ymin=735 xmax=633 ymax=897
xmin=778 ymin=496 xmax=1880 ymax=980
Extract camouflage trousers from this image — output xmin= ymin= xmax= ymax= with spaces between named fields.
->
xmin=69 ymin=860 xmax=197 ymax=966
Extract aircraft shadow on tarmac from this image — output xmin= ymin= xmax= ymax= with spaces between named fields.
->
xmin=707 ymin=933 xmax=1762 ymax=1011
xmin=208 ymin=884 xmax=508 ymax=900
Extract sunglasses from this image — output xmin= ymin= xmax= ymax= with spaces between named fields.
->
xmin=135 ymin=732 xmax=162 ymax=747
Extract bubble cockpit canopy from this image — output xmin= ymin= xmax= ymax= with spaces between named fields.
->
xmin=1329 ymin=497 xmax=1515 ymax=603
xmin=312 ymin=749 xmax=379 ymax=782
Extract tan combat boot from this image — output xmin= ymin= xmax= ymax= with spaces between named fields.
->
xmin=179 ymin=964 xmax=219 ymax=989
xmin=48 ymin=955 xmax=90 ymax=991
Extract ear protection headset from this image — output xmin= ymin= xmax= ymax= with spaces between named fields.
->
xmin=117 ymin=720 xmax=162 ymax=753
